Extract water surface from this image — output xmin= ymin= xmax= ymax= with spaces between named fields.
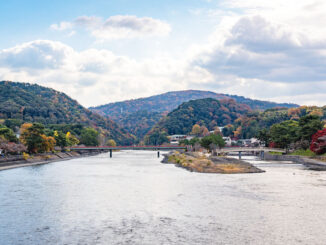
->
xmin=1 ymin=151 xmax=326 ymax=244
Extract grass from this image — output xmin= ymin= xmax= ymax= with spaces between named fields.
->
xmin=167 ymin=152 xmax=255 ymax=173
xmin=269 ymin=151 xmax=283 ymax=155
xmin=289 ymin=149 xmax=316 ymax=157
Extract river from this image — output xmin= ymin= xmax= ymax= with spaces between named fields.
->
xmin=1 ymin=151 xmax=326 ymax=245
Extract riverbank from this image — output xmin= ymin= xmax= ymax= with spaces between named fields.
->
xmin=0 ymin=151 xmax=102 ymax=171
xmin=264 ymin=153 xmax=326 ymax=170
xmin=162 ymin=151 xmax=264 ymax=174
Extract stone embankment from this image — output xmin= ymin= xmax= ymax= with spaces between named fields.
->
xmin=0 ymin=151 xmax=102 ymax=171
xmin=162 ymin=151 xmax=264 ymax=174
xmin=264 ymin=153 xmax=326 ymax=171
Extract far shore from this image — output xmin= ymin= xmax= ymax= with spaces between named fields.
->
xmin=0 ymin=151 xmax=102 ymax=172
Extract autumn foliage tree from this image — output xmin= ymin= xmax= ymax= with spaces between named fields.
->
xmin=20 ymin=123 xmax=56 ymax=153
xmin=310 ymin=129 xmax=326 ymax=155
xmin=191 ymin=124 xmax=201 ymax=136
xmin=106 ymin=139 xmax=117 ymax=147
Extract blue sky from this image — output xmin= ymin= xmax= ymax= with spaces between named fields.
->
xmin=1 ymin=0 xmax=326 ymax=107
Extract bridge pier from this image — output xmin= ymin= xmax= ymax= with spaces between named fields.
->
xmin=110 ymin=149 xmax=112 ymax=158
xmin=260 ymin=151 xmax=265 ymax=160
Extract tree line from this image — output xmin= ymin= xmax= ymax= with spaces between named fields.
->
xmin=0 ymin=120 xmax=118 ymax=155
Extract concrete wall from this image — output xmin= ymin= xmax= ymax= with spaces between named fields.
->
xmin=263 ymin=153 xmax=326 ymax=170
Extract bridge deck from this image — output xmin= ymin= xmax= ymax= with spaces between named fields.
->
xmin=70 ymin=146 xmax=284 ymax=153
xmin=217 ymin=147 xmax=285 ymax=153
xmin=70 ymin=146 xmax=187 ymax=151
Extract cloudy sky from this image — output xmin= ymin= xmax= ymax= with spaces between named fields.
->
xmin=1 ymin=0 xmax=326 ymax=107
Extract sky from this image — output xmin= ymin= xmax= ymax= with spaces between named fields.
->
xmin=1 ymin=0 xmax=326 ymax=107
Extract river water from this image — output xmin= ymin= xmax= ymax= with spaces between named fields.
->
xmin=1 ymin=151 xmax=326 ymax=245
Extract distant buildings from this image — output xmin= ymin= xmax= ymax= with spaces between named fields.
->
xmin=168 ymin=134 xmax=194 ymax=145
xmin=167 ymin=126 xmax=261 ymax=147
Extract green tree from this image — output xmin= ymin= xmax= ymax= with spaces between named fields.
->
xmin=54 ymin=130 xmax=68 ymax=149
xmin=21 ymin=123 xmax=46 ymax=153
xmin=80 ymin=128 xmax=99 ymax=146
xmin=144 ymin=130 xmax=169 ymax=145
xmin=4 ymin=119 xmax=22 ymax=132
xmin=298 ymin=115 xmax=323 ymax=142
xmin=189 ymin=137 xmax=201 ymax=146
xmin=0 ymin=125 xmax=18 ymax=142
xmin=200 ymin=134 xmax=225 ymax=151
xmin=66 ymin=132 xmax=79 ymax=146
xmin=270 ymin=120 xmax=299 ymax=149
xmin=257 ymin=129 xmax=270 ymax=146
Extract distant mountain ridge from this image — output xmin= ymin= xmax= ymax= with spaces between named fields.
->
xmin=91 ymin=90 xmax=298 ymax=117
xmin=90 ymin=90 xmax=298 ymax=139
xmin=0 ymin=81 xmax=134 ymax=145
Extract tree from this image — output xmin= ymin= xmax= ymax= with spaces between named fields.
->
xmin=4 ymin=119 xmax=22 ymax=132
xmin=20 ymin=123 xmax=46 ymax=153
xmin=190 ymin=124 xmax=201 ymax=136
xmin=213 ymin=127 xmax=222 ymax=136
xmin=179 ymin=139 xmax=189 ymax=146
xmin=200 ymin=126 xmax=210 ymax=137
xmin=310 ymin=129 xmax=326 ymax=154
xmin=0 ymin=138 xmax=27 ymax=155
xmin=80 ymin=128 xmax=99 ymax=146
xmin=189 ymin=137 xmax=201 ymax=146
xmin=19 ymin=123 xmax=33 ymax=144
xmin=0 ymin=125 xmax=18 ymax=142
xmin=106 ymin=139 xmax=117 ymax=147
xmin=54 ymin=130 xmax=68 ymax=149
xmin=144 ymin=130 xmax=169 ymax=145
xmin=298 ymin=115 xmax=323 ymax=143
xmin=257 ymin=129 xmax=270 ymax=146
xmin=269 ymin=120 xmax=299 ymax=150
xmin=200 ymin=134 xmax=225 ymax=151
xmin=40 ymin=135 xmax=56 ymax=152
xmin=66 ymin=132 xmax=79 ymax=146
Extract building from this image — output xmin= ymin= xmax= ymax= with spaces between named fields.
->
xmin=223 ymin=137 xmax=232 ymax=146
xmin=168 ymin=135 xmax=187 ymax=145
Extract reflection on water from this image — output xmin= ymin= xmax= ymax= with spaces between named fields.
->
xmin=1 ymin=151 xmax=326 ymax=245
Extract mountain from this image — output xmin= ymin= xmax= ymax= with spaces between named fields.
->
xmin=147 ymin=98 xmax=251 ymax=137
xmin=0 ymin=81 xmax=134 ymax=145
xmin=90 ymin=90 xmax=298 ymax=138
xmin=223 ymin=106 xmax=326 ymax=139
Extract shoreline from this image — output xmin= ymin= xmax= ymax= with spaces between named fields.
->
xmin=0 ymin=151 xmax=103 ymax=172
xmin=263 ymin=153 xmax=326 ymax=170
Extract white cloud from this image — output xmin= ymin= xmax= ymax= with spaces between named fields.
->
xmin=0 ymin=40 xmax=74 ymax=70
xmin=50 ymin=21 xmax=73 ymax=31
xmin=51 ymin=15 xmax=171 ymax=40
xmin=3 ymin=0 xmax=326 ymax=107
xmin=0 ymin=40 xmax=185 ymax=107
xmin=191 ymin=15 xmax=326 ymax=82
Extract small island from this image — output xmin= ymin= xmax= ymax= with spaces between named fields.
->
xmin=162 ymin=151 xmax=264 ymax=174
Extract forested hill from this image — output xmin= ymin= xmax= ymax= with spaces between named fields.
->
xmin=90 ymin=90 xmax=298 ymax=139
xmin=0 ymin=81 xmax=134 ymax=145
xmin=91 ymin=90 xmax=298 ymax=118
xmin=147 ymin=98 xmax=251 ymax=136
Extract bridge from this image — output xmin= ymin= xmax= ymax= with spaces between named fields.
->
xmin=69 ymin=145 xmax=187 ymax=158
xmin=69 ymin=145 xmax=284 ymax=159
xmin=216 ymin=147 xmax=285 ymax=159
